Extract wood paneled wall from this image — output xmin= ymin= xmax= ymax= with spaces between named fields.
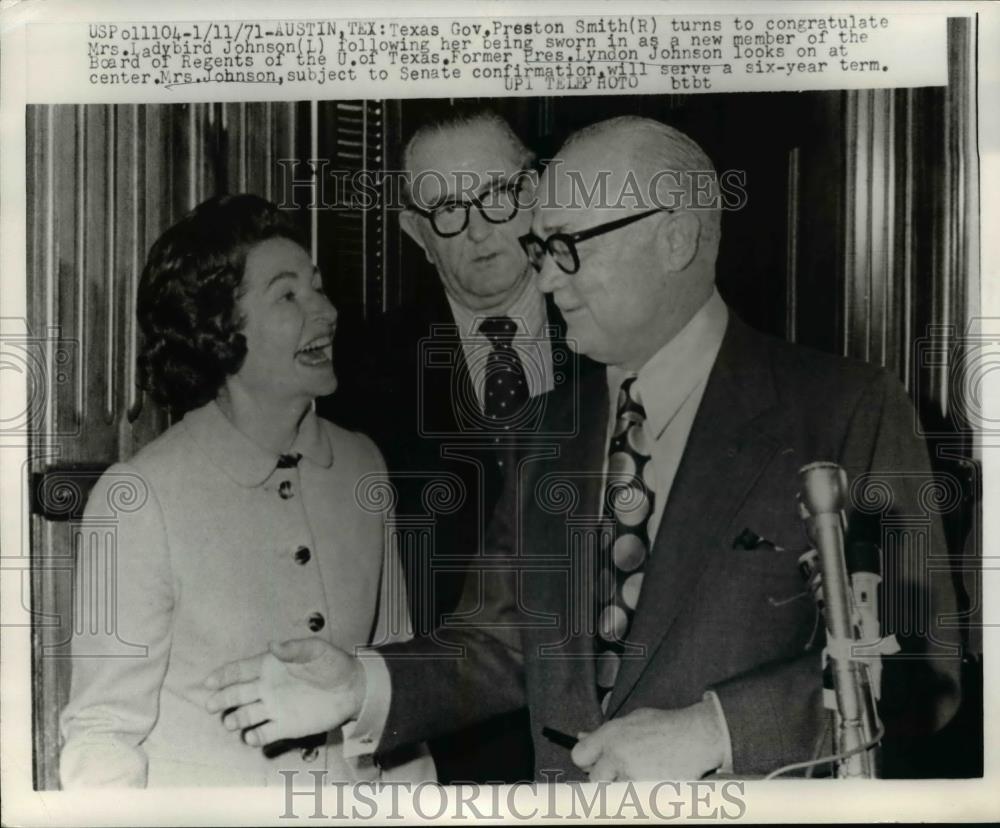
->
xmin=840 ymin=19 xmax=979 ymax=419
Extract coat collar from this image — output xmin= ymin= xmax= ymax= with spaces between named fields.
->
xmin=607 ymin=289 xmax=729 ymax=441
xmin=181 ymin=401 xmax=333 ymax=488
xmin=444 ymin=279 xmax=549 ymax=341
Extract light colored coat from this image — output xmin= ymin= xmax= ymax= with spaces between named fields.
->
xmin=60 ymin=401 xmax=433 ymax=787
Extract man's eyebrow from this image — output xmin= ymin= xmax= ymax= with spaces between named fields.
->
xmin=538 ymin=219 xmax=567 ymax=236
xmin=432 ymin=175 xmax=510 ymax=208
xmin=478 ymin=176 xmax=510 ymax=193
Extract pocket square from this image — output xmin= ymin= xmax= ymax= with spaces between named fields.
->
xmin=731 ymin=527 xmax=788 ymax=552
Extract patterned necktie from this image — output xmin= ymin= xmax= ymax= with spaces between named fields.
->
xmin=595 ymin=375 xmax=657 ymax=712
xmin=479 ymin=316 xmax=531 ymax=429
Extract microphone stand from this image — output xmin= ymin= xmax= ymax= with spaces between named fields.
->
xmin=797 ymin=461 xmax=882 ymax=779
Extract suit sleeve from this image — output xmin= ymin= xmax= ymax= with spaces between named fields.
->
xmin=59 ymin=463 xmax=174 ymax=788
xmin=342 ymin=435 xmax=415 ymax=751
xmin=712 ymin=369 xmax=962 ymax=775
xmin=838 ymin=370 xmax=963 ymax=740
xmin=372 ymin=444 xmax=528 ymax=754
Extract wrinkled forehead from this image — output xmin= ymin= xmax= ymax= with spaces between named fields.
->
xmin=407 ymin=122 xmax=523 ymax=207
xmin=535 ymin=146 xmax=633 ymax=235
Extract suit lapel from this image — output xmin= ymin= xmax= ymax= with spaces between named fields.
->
xmin=545 ymin=294 xmax=568 ymax=345
xmin=530 ymin=366 xmax=609 ymax=718
xmin=607 ymin=318 xmax=785 ymax=715
xmin=419 ymin=302 xmax=475 ymax=436
xmin=546 ymin=294 xmax=603 ymax=391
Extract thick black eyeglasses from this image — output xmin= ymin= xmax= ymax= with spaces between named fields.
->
xmin=519 ymin=208 xmax=673 ymax=275
xmin=409 ymin=179 xmax=528 ymax=239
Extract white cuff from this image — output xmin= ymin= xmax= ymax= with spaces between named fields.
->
xmin=702 ymin=690 xmax=734 ymax=774
xmin=341 ymin=648 xmax=392 ymax=759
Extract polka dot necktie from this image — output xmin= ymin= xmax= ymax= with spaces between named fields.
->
xmin=479 ymin=316 xmax=531 ymax=430
xmin=595 ymin=375 xmax=656 ymax=712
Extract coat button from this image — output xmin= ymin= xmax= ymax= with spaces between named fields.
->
xmin=301 ymin=746 xmax=319 ymax=762
xmin=294 ymin=546 xmax=311 ymax=565
xmin=279 ymin=481 xmax=294 ymax=499
xmin=307 ymin=612 xmax=325 ymax=632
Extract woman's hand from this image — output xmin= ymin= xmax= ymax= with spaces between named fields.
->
xmin=204 ymin=638 xmax=365 ymax=746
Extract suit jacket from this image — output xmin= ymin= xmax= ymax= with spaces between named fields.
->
xmin=324 ymin=285 xmax=601 ymax=783
xmin=374 ymin=314 xmax=963 ymax=779
xmin=59 ymin=402 xmax=433 ymax=787
xmin=325 ymin=287 xmax=598 ymax=632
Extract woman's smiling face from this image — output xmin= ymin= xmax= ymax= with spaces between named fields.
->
xmin=228 ymin=236 xmax=338 ymax=406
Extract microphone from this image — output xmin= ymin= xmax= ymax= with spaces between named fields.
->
xmin=798 ymin=462 xmax=879 ymax=778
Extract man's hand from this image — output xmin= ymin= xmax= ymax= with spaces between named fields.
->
xmin=570 ymin=701 xmax=726 ymax=781
xmin=204 ymin=638 xmax=365 ymax=747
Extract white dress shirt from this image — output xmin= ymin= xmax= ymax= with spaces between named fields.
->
xmin=604 ymin=289 xmax=728 ymax=546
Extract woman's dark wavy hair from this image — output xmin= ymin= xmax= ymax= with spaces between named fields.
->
xmin=137 ymin=193 xmax=308 ymax=413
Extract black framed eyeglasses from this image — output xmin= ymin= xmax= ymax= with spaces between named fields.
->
xmin=409 ymin=178 xmax=528 ymax=238
xmin=519 ymin=208 xmax=673 ymax=275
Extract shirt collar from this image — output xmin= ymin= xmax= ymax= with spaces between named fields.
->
xmin=181 ymin=400 xmax=333 ymax=488
xmin=445 ymin=278 xmax=548 ymax=342
xmin=607 ymin=288 xmax=729 ymax=440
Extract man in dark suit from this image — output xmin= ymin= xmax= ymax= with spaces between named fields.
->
xmin=323 ymin=110 xmax=597 ymax=783
xmin=209 ymin=116 xmax=962 ymax=780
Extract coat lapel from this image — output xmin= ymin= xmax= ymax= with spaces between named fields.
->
xmin=607 ymin=318 xmax=785 ymax=715
xmin=419 ymin=306 xmax=475 ymax=436
xmin=546 ymin=294 xmax=604 ymax=393
xmin=529 ymin=366 xmax=609 ymax=717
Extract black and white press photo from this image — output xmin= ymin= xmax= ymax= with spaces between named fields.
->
xmin=1 ymin=2 xmax=996 ymax=824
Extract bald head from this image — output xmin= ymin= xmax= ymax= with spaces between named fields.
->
xmin=557 ymin=115 xmax=721 ymax=249
xmin=531 ymin=117 xmax=722 ymax=370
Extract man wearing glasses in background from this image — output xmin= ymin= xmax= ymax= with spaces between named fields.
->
xmin=227 ymin=116 xmax=961 ymax=781
xmin=324 ymin=108 xmax=596 ymax=784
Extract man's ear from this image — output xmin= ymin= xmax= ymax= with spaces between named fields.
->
xmin=399 ymin=210 xmax=434 ymax=264
xmin=658 ymin=211 xmax=701 ymax=272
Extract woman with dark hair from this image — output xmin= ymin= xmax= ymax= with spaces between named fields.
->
xmin=59 ymin=194 xmax=433 ymax=787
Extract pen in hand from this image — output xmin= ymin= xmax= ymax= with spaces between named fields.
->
xmin=542 ymin=726 xmax=578 ymax=750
